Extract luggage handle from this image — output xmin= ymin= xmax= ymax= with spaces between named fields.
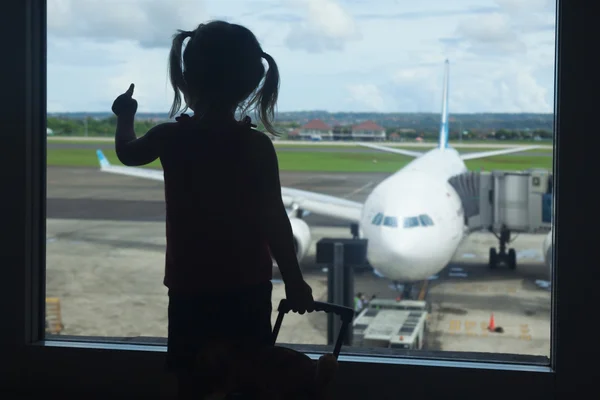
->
xmin=277 ymin=299 xmax=354 ymax=322
xmin=271 ymin=299 xmax=354 ymax=358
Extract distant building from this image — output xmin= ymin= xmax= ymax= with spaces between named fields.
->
xmin=332 ymin=124 xmax=353 ymax=141
xmin=288 ymin=128 xmax=301 ymax=140
xmin=298 ymin=119 xmax=333 ymax=140
xmin=351 ymin=120 xmax=386 ymax=141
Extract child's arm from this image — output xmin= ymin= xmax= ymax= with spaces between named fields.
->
xmin=111 ymin=83 xmax=172 ymax=166
xmin=115 ymin=120 xmax=174 ymax=166
xmin=255 ymin=135 xmax=304 ymax=285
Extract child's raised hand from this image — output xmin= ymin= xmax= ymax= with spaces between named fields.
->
xmin=111 ymin=83 xmax=138 ymax=118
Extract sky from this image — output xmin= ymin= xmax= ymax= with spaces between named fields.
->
xmin=47 ymin=0 xmax=557 ymax=114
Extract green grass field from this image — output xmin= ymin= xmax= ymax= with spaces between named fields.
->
xmin=48 ymin=137 xmax=552 ymax=148
xmin=47 ymin=148 xmax=553 ymax=173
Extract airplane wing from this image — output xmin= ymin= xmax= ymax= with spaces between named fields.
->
xmin=359 ymin=143 xmax=542 ymax=161
xmin=281 ymin=187 xmax=362 ymax=222
xmin=96 ymin=150 xmax=164 ymax=180
xmin=358 ymin=143 xmax=423 ymax=158
xmin=95 ymin=150 xmax=363 ymax=222
xmin=459 ymin=145 xmax=541 ymax=161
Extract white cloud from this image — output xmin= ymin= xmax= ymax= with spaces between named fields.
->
xmin=346 ymin=84 xmax=385 ymax=111
xmin=47 ymin=0 xmax=207 ymax=48
xmin=494 ymin=0 xmax=555 ymax=14
xmin=46 ymin=0 xmax=557 ymax=113
xmin=456 ymin=13 xmax=527 ymax=55
xmin=389 ymin=67 xmax=442 ymax=113
xmin=284 ymin=0 xmax=362 ymax=52
xmin=495 ymin=65 xmax=550 ymax=112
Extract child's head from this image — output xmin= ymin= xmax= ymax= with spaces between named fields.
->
xmin=168 ymin=20 xmax=280 ymax=135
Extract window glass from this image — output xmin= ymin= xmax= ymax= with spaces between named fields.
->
xmin=383 ymin=216 xmax=398 ymax=227
xmin=419 ymin=214 xmax=434 ymax=226
xmin=372 ymin=213 xmax=383 ymax=225
xmin=403 ymin=217 xmax=420 ymax=228
xmin=46 ymin=0 xmax=555 ymax=364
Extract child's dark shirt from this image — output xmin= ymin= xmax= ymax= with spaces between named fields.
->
xmin=116 ymin=115 xmax=275 ymax=294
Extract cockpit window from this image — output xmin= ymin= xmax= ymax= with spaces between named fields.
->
xmin=419 ymin=214 xmax=434 ymax=226
xmin=371 ymin=213 xmax=383 ymax=225
xmin=383 ymin=216 xmax=398 ymax=227
xmin=403 ymin=217 xmax=420 ymax=228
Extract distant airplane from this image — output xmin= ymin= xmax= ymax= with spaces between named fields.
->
xmin=96 ymin=60 xmax=540 ymax=298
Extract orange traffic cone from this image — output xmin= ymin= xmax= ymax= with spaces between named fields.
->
xmin=488 ymin=313 xmax=496 ymax=331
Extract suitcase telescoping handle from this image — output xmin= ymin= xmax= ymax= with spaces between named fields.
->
xmin=271 ymin=299 xmax=354 ymax=358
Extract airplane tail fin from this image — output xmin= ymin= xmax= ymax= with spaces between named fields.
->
xmin=438 ymin=59 xmax=450 ymax=150
xmin=96 ymin=149 xmax=111 ymax=169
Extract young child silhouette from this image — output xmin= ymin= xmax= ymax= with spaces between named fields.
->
xmin=111 ymin=20 xmax=315 ymax=399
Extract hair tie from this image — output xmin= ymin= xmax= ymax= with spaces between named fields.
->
xmin=240 ymin=116 xmax=257 ymax=128
xmin=175 ymin=113 xmax=191 ymax=122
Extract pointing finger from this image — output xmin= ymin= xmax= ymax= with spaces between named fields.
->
xmin=126 ymin=83 xmax=134 ymax=96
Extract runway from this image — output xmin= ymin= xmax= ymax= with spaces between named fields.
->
xmin=45 ymin=166 xmax=551 ymax=360
xmin=47 ymin=167 xmax=384 ymax=226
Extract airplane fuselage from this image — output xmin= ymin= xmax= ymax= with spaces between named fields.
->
xmin=359 ymin=147 xmax=468 ymax=282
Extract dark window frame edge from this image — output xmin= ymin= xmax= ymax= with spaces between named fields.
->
xmin=6 ymin=0 xmax=598 ymax=397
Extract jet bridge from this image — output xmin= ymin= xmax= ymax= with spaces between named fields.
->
xmin=449 ymin=169 xmax=553 ymax=269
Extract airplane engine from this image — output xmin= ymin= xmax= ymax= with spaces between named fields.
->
xmin=290 ymin=217 xmax=312 ymax=262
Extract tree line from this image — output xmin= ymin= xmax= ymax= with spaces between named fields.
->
xmin=47 ymin=116 xmax=553 ymax=141
xmin=386 ymin=128 xmax=553 ymax=141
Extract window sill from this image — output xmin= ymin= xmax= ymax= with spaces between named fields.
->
xmin=12 ymin=339 xmax=555 ymax=398
xmin=37 ymin=337 xmax=553 ymax=373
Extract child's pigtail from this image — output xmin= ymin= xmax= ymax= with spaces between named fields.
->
xmin=257 ymin=52 xmax=280 ymax=136
xmin=168 ymin=30 xmax=194 ymax=119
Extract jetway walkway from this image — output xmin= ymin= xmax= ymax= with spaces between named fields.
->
xmin=449 ymin=168 xmax=553 ymax=269
xmin=449 ymin=168 xmax=553 ymax=233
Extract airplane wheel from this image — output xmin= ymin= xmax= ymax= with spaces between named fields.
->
xmin=489 ymin=248 xmax=497 ymax=269
xmin=508 ymin=248 xmax=517 ymax=270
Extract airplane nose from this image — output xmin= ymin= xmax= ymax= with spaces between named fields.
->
xmin=375 ymin=227 xmax=448 ymax=281
xmin=381 ymin=228 xmax=420 ymax=255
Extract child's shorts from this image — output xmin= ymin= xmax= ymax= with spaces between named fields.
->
xmin=165 ymin=280 xmax=273 ymax=374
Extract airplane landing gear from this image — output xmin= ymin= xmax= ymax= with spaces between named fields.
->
xmin=489 ymin=224 xmax=517 ymax=270
xmin=403 ymin=283 xmax=414 ymax=300
xmin=392 ymin=281 xmax=415 ymax=300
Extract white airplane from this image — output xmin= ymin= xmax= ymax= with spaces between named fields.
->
xmin=95 ymin=60 xmax=541 ymax=298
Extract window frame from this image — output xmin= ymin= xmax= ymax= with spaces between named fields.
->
xmin=1 ymin=0 xmax=595 ymax=397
